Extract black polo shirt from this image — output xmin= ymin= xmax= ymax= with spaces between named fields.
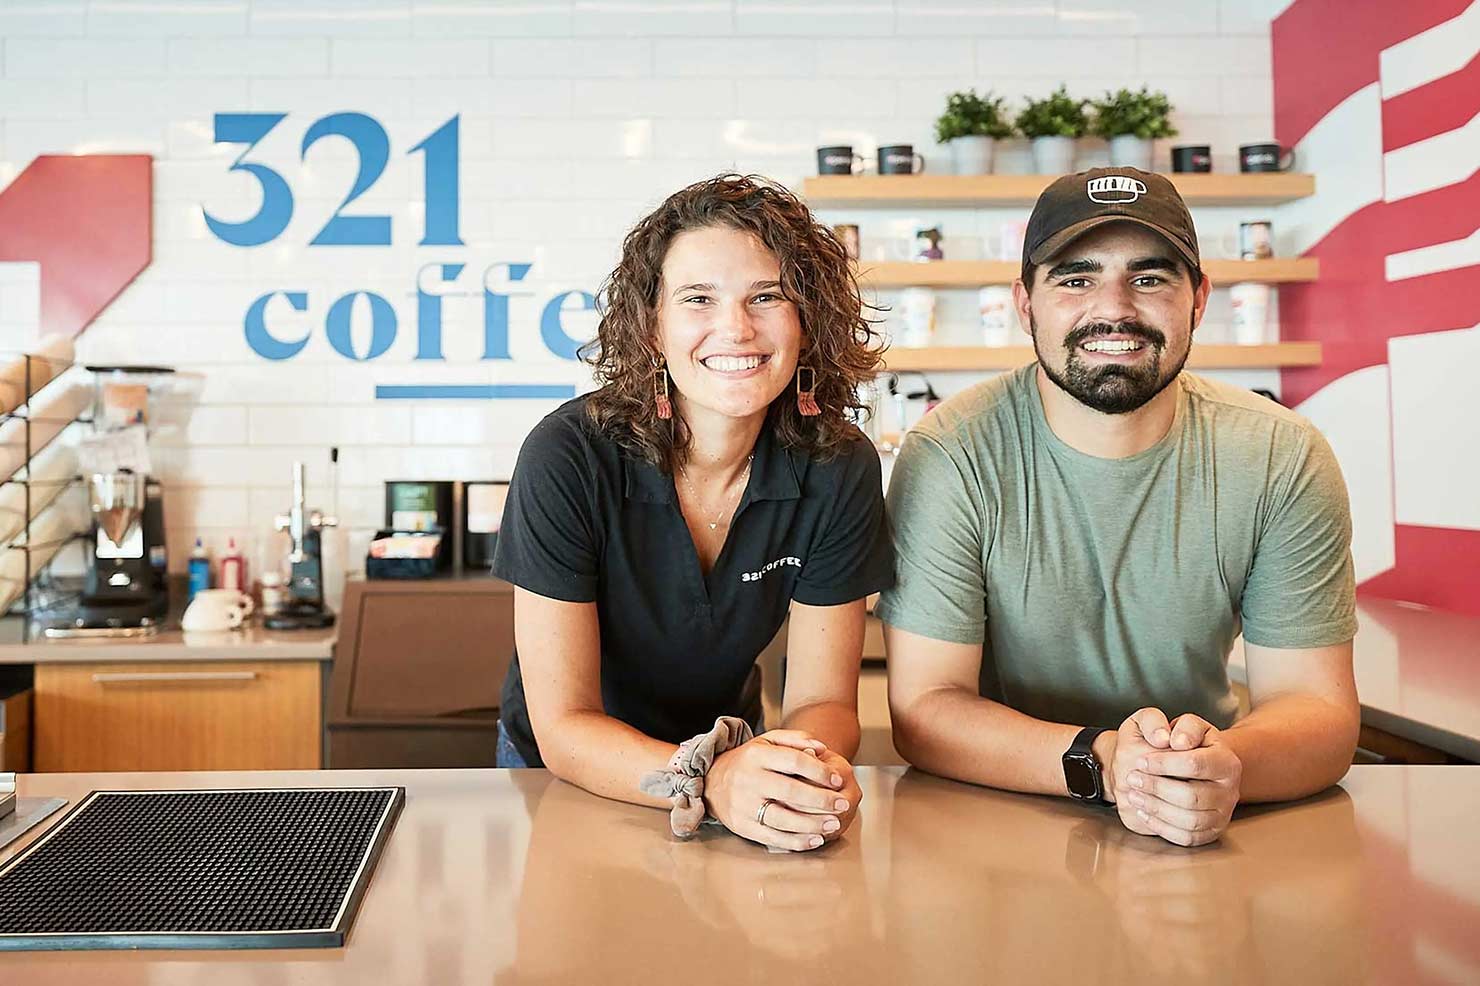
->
xmin=493 ymin=396 xmax=894 ymax=767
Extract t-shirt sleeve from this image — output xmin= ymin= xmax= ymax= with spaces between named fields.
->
xmin=491 ymin=414 xmax=600 ymax=603
xmin=1239 ymin=426 xmax=1358 ymax=649
xmin=873 ymin=430 xmax=988 ymax=644
xmin=791 ymin=434 xmax=896 ymax=606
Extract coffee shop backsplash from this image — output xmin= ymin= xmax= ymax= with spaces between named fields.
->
xmin=0 ymin=2 xmax=1283 ymax=602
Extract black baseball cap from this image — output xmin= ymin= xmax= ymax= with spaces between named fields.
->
xmin=1022 ymin=167 xmax=1201 ymax=280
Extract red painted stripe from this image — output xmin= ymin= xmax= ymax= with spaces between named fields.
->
xmin=1359 ymin=525 xmax=1480 ymax=617
xmin=1273 ymin=0 xmax=1469 ymax=147
xmin=0 ymin=154 xmax=153 ymax=340
xmin=1277 ymin=174 xmax=1480 ymax=407
xmin=1382 ymin=50 xmax=1480 ymax=151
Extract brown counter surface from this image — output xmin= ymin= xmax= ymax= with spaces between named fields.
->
xmin=3 ymin=764 xmax=1478 ymax=983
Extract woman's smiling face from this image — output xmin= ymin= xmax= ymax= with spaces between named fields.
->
xmin=654 ymin=225 xmax=804 ymax=424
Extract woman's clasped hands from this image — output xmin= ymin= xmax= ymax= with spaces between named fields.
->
xmin=703 ymin=730 xmax=862 ymax=852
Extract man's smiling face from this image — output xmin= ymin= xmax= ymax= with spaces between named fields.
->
xmin=1016 ymin=221 xmax=1210 ymax=415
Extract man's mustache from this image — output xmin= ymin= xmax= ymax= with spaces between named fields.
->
xmin=1064 ymin=321 xmax=1167 ymax=350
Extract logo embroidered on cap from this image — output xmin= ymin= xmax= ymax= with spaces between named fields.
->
xmin=1086 ymin=175 xmax=1147 ymax=204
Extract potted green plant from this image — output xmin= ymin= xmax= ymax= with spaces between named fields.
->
xmin=1089 ymin=86 xmax=1178 ymax=170
xmin=1014 ymin=85 xmax=1089 ymax=175
xmin=934 ymin=89 xmax=1015 ymax=175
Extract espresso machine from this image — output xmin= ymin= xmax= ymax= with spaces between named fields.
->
xmin=267 ymin=461 xmax=337 ymax=630
xmin=45 ymin=470 xmax=170 ymax=637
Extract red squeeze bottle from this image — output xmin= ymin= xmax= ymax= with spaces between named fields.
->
xmin=220 ymin=537 xmax=246 ymax=592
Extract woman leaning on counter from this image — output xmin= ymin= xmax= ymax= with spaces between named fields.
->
xmin=492 ymin=174 xmax=893 ymax=852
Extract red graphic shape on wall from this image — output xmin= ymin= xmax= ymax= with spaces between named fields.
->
xmin=1273 ymin=0 xmax=1480 ymax=617
xmin=1276 ymin=178 xmax=1479 ymax=409
xmin=1271 ymin=0 xmax=1469 ymax=147
xmin=1360 ymin=525 xmax=1480 ymax=618
xmin=0 ymin=154 xmax=153 ymax=340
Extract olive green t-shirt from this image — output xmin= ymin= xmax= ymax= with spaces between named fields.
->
xmin=875 ymin=364 xmax=1357 ymax=730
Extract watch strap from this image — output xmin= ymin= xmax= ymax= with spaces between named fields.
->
xmin=1066 ymin=726 xmax=1113 ymax=805
xmin=1071 ymin=725 xmax=1111 ymax=756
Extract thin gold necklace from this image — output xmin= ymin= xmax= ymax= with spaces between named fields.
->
xmin=677 ymin=455 xmax=753 ymax=531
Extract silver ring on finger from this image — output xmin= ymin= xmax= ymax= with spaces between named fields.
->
xmin=757 ymin=798 xmax=776 ymax=826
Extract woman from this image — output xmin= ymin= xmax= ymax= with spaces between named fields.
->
xmin=493 ymin=174 xmax=891 ymax=852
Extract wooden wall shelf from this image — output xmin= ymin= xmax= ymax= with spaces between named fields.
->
xmin=856 ymin=258 xmax=1318 ymax=287
xmin=880 ymin=342 xmax=1322 ymax=372
xmin=805 ymin=173 xmax=1316 ymax=207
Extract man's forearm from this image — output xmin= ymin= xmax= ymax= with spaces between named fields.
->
xmin=1222 ymin=694 xmax=1359 ymax=802
xmin=893 ymin=686 xmax=1083 ymax=796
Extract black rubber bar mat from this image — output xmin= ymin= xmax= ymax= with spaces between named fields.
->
xmin=0 ymin=787 xmax=403 ymax=951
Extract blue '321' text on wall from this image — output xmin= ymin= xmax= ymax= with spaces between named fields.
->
xmin=208 ymin=112 xmax=588 ymax=400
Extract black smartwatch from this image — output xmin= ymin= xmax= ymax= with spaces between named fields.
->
xmin=1063 ymin=726 xmax=1112 ymax=806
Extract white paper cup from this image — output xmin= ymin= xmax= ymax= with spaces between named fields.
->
xmin=897 ymin=288 xmax=937 ymax=348
xmin=978 ymin=286 xmax=1017 ymax=347
xmin=1229 ymin=282 xmax=1272 ymax=345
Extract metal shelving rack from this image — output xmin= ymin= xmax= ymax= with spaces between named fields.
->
xmin=0 ymin=352 xmax=95 ymax=643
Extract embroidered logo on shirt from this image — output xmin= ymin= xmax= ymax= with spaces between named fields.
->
xmin=741 ymin=556 xmax=802 ymax=583
xmin=1087 ymin=175 xmax=1147 ymax=204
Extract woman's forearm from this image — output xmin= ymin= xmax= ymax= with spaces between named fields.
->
xmin=538 ymin=709 xmax=680 ymax=809
xmin=781 ymin=700 xmax=861 ymax=760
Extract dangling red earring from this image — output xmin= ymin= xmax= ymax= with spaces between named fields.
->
xmin=796 ymin=366 xmax=821 ymax=417
xmin=654 ymin=358 xmax=673 ymax=420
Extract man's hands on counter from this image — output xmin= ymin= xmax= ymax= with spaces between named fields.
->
xmin=704 ymin=730 xmax=855 ymax=852
xmin=1099 ymin=708 xmax=1243 ymax=847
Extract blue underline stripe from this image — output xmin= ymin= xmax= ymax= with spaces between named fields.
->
xmin=375 ymin=384 xmax=577 ymax=400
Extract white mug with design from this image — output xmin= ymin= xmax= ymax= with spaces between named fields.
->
xmin=182 ymin=588 xmax=255 ymax=632
xmin=1221 ymin=221 xmax=1274 ymax=260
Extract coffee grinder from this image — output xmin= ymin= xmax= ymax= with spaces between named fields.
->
xmin=45 ymin=470 xmax=170 ymax=637
xmin=267 ymin=461 xmax=338 ymax=630
xmin=42 ymin=365 xmax=175 ymax=638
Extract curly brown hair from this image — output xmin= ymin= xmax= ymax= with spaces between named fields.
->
xmin=580 ymin=173 xmax=885 ymax=469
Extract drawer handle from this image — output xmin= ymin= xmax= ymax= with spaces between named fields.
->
xmin=90 ymin=671 xmax=260 ymax=684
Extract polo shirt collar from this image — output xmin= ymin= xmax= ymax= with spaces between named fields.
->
xmin=745 ymin=423 xmax=802 ymax=502
xmin=623 ymin=449 xmax=674 ymax=503
xmin=622 ymin=422 xmax=802 ymax=504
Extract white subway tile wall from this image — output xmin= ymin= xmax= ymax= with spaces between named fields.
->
xmin=0 ymin=0 xmax=1282 ymax=603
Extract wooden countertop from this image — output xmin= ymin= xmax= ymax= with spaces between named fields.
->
xmin=1230 ymin=597 xmax=1480 ymax=761
xmin=3 ymin=764 xmax=1478 ymax=983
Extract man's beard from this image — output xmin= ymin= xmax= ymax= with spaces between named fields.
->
xmin=1032 ymin=315 xmax=1191 ymax=415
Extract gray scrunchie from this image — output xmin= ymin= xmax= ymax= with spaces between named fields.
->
xmin=639 ymin=716 xmax=755 ymax=838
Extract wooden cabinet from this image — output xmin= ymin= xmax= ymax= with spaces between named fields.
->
xmin=33 ymin=661 xmax=321 ymax=773
xmin=0 ymin=686 xmax=30 ymax=771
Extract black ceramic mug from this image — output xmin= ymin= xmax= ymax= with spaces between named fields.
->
xmin=878 ymin=144 xmax=926 ymax=175
xmin=1171 ymin=144 xmax=1212 ymax=173
xmin=817 ymin=145 xmax=864 ymax=175
xmin=1239 ymin=142 xmax=1296 ymax=173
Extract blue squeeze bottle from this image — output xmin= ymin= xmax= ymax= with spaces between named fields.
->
xmin=187 ymin=538 xmax=211 ymax=601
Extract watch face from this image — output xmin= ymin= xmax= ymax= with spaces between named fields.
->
xmin=1064 ymin=754 xmax=1101 ymax=799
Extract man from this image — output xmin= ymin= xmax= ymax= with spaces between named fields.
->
xmin=878 ymin=168 xmax=1360 ymax=846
